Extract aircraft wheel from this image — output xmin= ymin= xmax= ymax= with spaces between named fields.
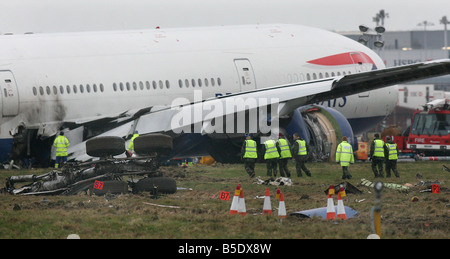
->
xmin=134 ymin=133 xmax=173 ymax=156
xmin=86 ymin=136 xmax=125 ymax=158
xmin=133 ymin=176 xmax=177 ymax=194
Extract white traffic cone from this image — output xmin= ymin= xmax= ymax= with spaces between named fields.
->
xmin=229 ymin=184 xmax=241 ymax=215
xmin=278 ymin=192 xmax=287 ymax=218
xmin=262 ymin=188 xmax=272 ymax=215
xmin=337 ymin=188 xmax=347 ymax=220
xmin=237 ymin=188 xmax=247 ymax=216
xmin=326 ymin=194 xmax=336 ymax=220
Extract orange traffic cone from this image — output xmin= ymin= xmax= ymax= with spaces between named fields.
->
xmin=229 ymin=184 xmax=241 ymax=214
xmin=278 ymin=192 xmax=287 ymax=218
xmin=238 ymin=188 xmax=247 ymax=216
xmin=276 ymin=188 xmax=281 ymax=199
xmin=262 ymin=188 xmax=272 ymax=215
xmin=326 ymin=188 xmax=336 ymax=220
xmin=328 ymin=185 xmax=335 ymax=195
xmin=337 ymin=188 xmax=347 ymax=220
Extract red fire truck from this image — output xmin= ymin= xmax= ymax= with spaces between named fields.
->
xmin=389 ymin=99 xmax=450 ymax=158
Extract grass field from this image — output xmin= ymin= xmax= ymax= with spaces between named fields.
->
xmin=0 ymin=161 xmax=448 ymax=239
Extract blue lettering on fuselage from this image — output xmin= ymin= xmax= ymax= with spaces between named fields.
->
xmin=215 ymin=93 xmax=232 ymax=97
xmin=214 ymin=93 xmax=347 ymax=108
xmin=316 ymin=97 xmax=347 ymax=108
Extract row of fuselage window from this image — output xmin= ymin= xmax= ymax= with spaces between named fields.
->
xmin=31 ymin=78 xmax=224 ymax=97
xmin=289 ymin=70 xmax=354 ymax=83
xmin=30 ymin=70 xmax=355 ymax=97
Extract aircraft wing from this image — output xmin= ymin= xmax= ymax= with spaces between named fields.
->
xmin=134 ymin=59 xmax=450 ymax=133
xmin=310 ymin=59 xmax=450 ymax=104
xmin=68 ymin=59 xmax=450 ymax=161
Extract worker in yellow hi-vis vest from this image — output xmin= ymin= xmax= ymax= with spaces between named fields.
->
xmin=127 ymin=131 xmax=139 ymax=155
xmin=336 ymin=136 xmax=354 ymax=180
xmin=262 ymin=138 xmax=280 ymax=177
xmin=291 ymin=133 xmax=311 ymax=177
xmin=384 ymin=136 xmax=400 ymax=178
xmin=370 ymin=133 xmax=387 ymax=178
xmin=53 ymin=131 xmax=70 ymax=168
xmin=277 ymin=133 xmax=292 ymax=177
xmin=241 ymin=133 xmax=258 ymax=178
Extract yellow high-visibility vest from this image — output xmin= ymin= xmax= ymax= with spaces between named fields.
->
xmin=296 ymin=140 xmax=307 ymax=156
xmin=128 ymin=133 xmax=139 ymax=152
xmin=373 ymin=139 xmax=385 ymax=157
xmin=278 ymin=138 xmax=292 ymax=158
xmin=336 ymin=141 xmax=354 ymax=166
xmin=386 ymin=143 xmax=398 ymax=160
xmin=53 ymin=135 xmax=70 ymax=157
xmin=264 ymin=140 xmax=280 ymax=159
xmin=243 ymin=139 xmax=258 ymax=159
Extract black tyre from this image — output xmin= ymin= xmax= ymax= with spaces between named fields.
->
xmin=134 ymin=134 xmax=173 ymax=156
xmin=133 ymin=177 xmax=177 ymax=194
xmin=86 ymin=136 xmax=125 ymax=157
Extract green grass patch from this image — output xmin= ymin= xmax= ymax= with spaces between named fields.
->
xmin=0 ymin=161 xmax=448 ymax=239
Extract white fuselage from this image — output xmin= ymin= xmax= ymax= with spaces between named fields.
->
xmin=0 ymin=24 xmax=397 ymax=143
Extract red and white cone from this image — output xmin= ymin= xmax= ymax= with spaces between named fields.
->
xmin=262 ymin=188 xmax=272 ymax=215
xmin=337 ymin=189 xmax=347 ymax=220
xmin=278 ymin=192 xmax=287 ymax=218
xmin=326 ymin=194 xmax=336 ymax=220
xmin=229 ymin=184 xmax=241 ymax=215
xmin=237 ymin=188 xmax=247 ymax=216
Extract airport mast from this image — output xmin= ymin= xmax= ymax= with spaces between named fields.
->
xmin=358 ymin=10 xmax=388 ymax=51
xmin=441 ymin=16 xmax=450 ymax=58
xmin=417 ymin=21 xmax=434 ymax=52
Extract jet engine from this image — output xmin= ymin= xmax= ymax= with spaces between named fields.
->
xmin=286 ymin=105 xmax=355 ymax=162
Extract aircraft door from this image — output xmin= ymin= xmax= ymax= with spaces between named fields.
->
xmin=0 ymin=71 xmax=19 ymax=116
xmin=350 ymin=53 xmax=370 ymax=98
xmin=234 ymin=59 xmax=257 ymax=91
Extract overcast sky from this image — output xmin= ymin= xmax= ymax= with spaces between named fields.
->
xmin=0 ymin=0 xmax=448 ymax=34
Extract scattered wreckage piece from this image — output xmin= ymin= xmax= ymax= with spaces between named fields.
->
xmin=360 ymin=178 xmax=410 ymax=192
xmin=415 ymin=180 xmax=447 ymax=193
xmin=324 ymin=181 xmax=362 ymax=195
xmin=290 ymin=206 xmax=358 ymax=219
xmin=414 ymin=180 xmax=442 ymax=187
xmin=143 ymin=202 xmax=181 ymax=209
xmin=252 ymin=176 xmax=293 ymax=186
xmin=5 ymin=134 xmax=177 ymax=196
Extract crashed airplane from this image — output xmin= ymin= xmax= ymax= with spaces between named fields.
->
xmin=0 ymin=24 xmax=449 ymax=166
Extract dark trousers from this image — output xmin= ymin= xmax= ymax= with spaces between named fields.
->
xmin=55 ymin=156 xmax=67 ymax=168
xmin=278 ymin=158 xmax=291 ymax=177
xmin=341 ymin=166 xmax=352 ymax=179
xmin=385 ymin=159 xmax=400 ymax=177
xmin=243 ymin=158 xmax=256 ymax=177
xmin=266 ymin=159 xmax=278 ymax=177
xmin=371 ymin=157 xmax=384 ymax=177
xmin=294 ymin=156 xmax=311 ymax=177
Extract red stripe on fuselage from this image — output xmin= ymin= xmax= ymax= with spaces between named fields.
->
xmin=307 ymin=52 xmax=376 ymax=67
